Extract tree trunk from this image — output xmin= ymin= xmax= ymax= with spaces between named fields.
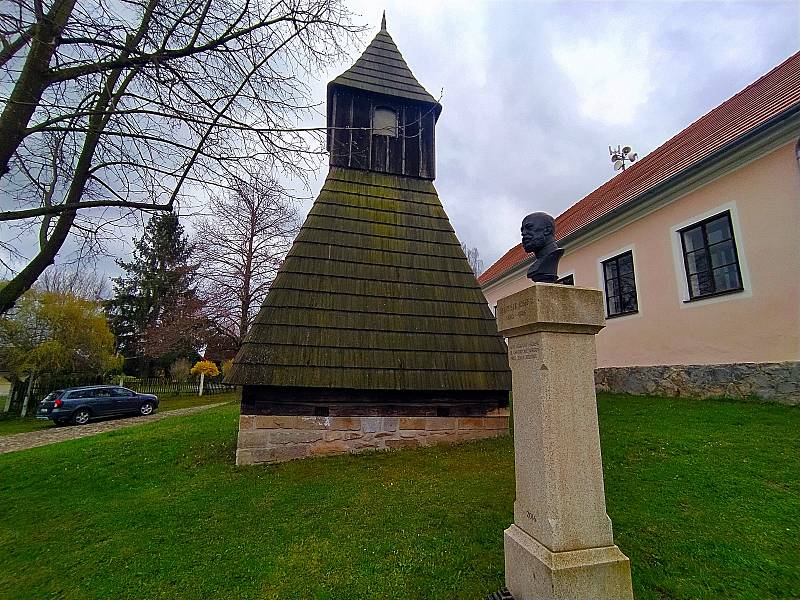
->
xmin=0 ymin=0 xmax=156 ymax=315
xmin=238 ymin=296 xmax=250 ymax=346
xmin=0 ymin=208 xmax=77 ymax=313
xmin=0 ymin=0 xmax=77 ymax=177
xmin=20 ymin=375 xmax=36 ymax=418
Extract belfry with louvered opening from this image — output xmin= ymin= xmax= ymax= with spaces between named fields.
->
xmin=227 ymin=16 xmax=511 ymax=465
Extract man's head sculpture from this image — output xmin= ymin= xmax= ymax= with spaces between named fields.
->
xmin=521 ymin=212 xmax=564 ymax=283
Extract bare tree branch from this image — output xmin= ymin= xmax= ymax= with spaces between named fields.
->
xmin=461 ymin=242 xmax=484 ymax=276
xmin=2 ymin=199 xmax=174 ymax=221
xmin=0 ymin=24 xmax=36 ymax=68
xmin=0 ymin=0 xmax=362 ymax=313
xmin=194 ymin=166 xmax=299 ymax=347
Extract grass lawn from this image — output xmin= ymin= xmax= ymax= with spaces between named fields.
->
xmin=0 ymin=394 xmax=798 ymax=599
xmin=0 ymin=417 xmax=54 ymax=437
xmin=158 ymin=392 xmax=237 ymax=412
xmin=0 ymin=392 xmax=237 ymax=437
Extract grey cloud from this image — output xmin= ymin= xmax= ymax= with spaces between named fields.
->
xmin=3 ymin=1 xmax=797 ymax=280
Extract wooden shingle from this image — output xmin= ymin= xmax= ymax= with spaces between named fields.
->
xmin=329 ymin=25 xmax=440 ymax=109
xmin=226 ymin=167 xmax=511 ymax=392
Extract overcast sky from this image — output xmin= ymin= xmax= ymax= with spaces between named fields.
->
xmin=4 ymin=0 xmax=799 ymax=279
xmin=315 ymin=0 xmax=799 ymax=269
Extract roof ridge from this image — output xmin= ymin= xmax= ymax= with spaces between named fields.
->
xmin=557 ymin=50 xmax=800 ymax=227
xmin=479 ymin=50 xmax=800 ymax=287
xmin=673 ymin=50 xmax=800 ymax=136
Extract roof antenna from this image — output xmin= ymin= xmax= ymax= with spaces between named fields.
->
xmin=381 ymin=10 xmax=387 ymax=31
xmin=609 ymin=145 xmax=638 ymax=171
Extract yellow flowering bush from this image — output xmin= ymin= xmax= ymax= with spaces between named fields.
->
xmin=190 ymin=360 xmax=219 ymax=377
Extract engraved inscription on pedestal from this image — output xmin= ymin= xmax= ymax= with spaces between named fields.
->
xmin=508 ymin=339 xmax=540 ymax=362
xmin=497 ymin=298 xmax=531 ymax=333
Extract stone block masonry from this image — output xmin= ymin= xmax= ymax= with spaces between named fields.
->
xmin=595 ymin=361 xmax=800 ymax=406
xmin=236 ymin=412 xmax=510 ymax=466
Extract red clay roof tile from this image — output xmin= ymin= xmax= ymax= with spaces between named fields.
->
xmin=479 ymin=51 xmax=800 ymax=286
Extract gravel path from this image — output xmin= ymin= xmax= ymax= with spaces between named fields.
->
xmin=0 ymin=403 xmax=228 ymax=455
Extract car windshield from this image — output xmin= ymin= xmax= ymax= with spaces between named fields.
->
xmin=42 ymin=391 xmax=63 ymax=402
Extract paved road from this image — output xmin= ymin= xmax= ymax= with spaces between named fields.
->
xmin=0 ymin=403 xmax=228 ymax=455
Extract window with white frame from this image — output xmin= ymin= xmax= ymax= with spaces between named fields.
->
xmin=679 ymin=210 xmax=743 ymax=300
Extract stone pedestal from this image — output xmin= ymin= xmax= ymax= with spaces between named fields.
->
xmin=497 ymin=284 xmax=633 ymax=600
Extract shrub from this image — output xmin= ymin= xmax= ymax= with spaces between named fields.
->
xmin=221 ymin=359 xmax=234 ymax=378
xmin=191 ymin=360 xmax=219 ymax=377
xmin=170 ymin=358 xmax=193 ymax=382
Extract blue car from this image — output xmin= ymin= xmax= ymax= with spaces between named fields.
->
xmin=36 ymin=385 xmax=159 ymax=425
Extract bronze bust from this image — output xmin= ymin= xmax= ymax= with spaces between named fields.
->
xmin=521 ymin=212 xmax=564 ymax=283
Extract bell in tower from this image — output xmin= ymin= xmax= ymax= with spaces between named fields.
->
xmin=326 ymin=13 xmax=440 ymax=179
xmin=226 ymin=15 xmax=511 ymax=466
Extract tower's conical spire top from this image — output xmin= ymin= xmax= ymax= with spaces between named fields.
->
xmin=328 ymin=14 xmax=439 ymax=108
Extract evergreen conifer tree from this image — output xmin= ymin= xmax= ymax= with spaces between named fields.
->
xmin=107 ymin=213 xmax=206 ymax=375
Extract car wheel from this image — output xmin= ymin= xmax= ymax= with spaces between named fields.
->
xmin=72 ymin=408 xmax=91 ymax=426
xmin=139 ymin=401 xmax=155 ymax=416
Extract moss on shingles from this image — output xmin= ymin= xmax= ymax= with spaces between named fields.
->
xmin=227 ymin=167 xmax=510 ymax=392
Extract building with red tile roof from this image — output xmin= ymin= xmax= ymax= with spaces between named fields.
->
xmin=481 ymin=52 xmax=800 ymax=404
xmin=480 ymin=51 xmax=800 ymax=287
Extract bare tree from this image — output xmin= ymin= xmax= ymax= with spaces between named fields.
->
xmin=0 ymin=0 xmax=360 ymax=314
xmin=36 ymin=263 xmax=108 ymax=300
xmin=194 ymin=169 xmax=299 ymax=347
xmin=461 ymin=242 xmax=484 ymax=276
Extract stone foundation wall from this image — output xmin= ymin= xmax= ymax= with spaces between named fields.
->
xmin=236 ymin=412 xmax=510 ymax=465
xmin=595 ymin=361 xmax=800 ymax=405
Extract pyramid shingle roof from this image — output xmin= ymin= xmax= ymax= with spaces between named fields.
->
xmin=226 ymin=168 xmax=511 ymax=392
xmin=329 ymin=21 xmax=440 ymax=110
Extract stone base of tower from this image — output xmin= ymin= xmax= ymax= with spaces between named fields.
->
xmin=235 ymin=411 xmax=509 ymax=466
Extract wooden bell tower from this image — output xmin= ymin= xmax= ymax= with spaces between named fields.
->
xmin=227 ymin=16 xmax=511 ymax=466
xmin=326 ymin=13 xmax=440 ymax=179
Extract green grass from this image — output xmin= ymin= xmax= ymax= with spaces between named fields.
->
xmin=0 ymin=394 xmax=797 ymax=599
xmin=0 ymin=393 xmax=237 ymax=437
xmin=158 ymin=392 xmax=237 ymax=412
xmin=0 ymin=417 xmax=53 ymax=436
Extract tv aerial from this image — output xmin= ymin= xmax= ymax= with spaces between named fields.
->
xmin=609 ymin=145 xmax=638 ymax=171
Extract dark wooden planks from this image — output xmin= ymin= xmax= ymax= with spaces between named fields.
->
xmin=326 ymin=26 xmax=440 ymax=179
xmin=241 ymin=386 xmax=510 ymax=416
